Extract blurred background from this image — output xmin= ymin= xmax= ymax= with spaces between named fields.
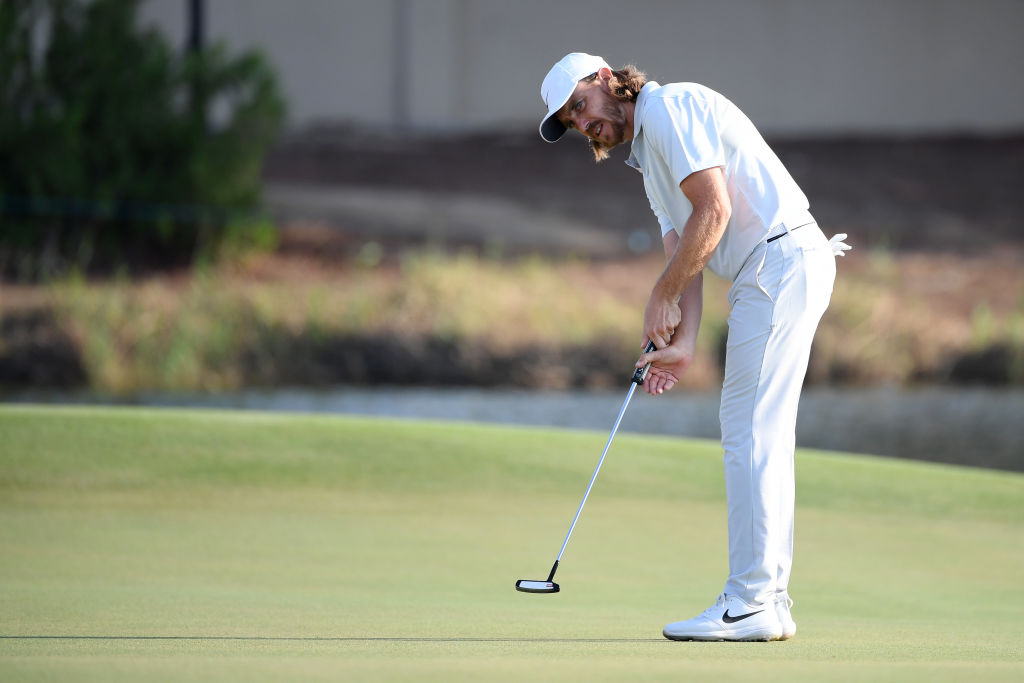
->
xmin=2 ymin=0 xmax=1023 ymax=470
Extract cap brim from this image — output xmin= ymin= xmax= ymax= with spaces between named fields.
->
xmin=539 ymin=85 xmax=575 ymax=143
xmin=540 ymin=114 xmax=567 ymax=143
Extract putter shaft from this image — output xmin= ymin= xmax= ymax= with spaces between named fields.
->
xmin=518 ymin=341 xmax=655 ymax=592
xmin=554 ymin=380 xmax=640 ymax=565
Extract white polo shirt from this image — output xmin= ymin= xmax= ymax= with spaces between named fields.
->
xmin=627 ymin=81 xmax=812 ymax=281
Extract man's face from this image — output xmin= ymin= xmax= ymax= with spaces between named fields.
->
xmin=556 ymin=70 xmax=631 ymax=155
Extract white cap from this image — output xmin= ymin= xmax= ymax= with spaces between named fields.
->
xmin=539 ymin=52 xmax=611 ymax=143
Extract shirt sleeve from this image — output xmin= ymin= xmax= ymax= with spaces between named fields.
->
xmin=643 ymin=92 xmax=727 ymax=187
xmin=649 ymin=193 xmax=675 ymax=237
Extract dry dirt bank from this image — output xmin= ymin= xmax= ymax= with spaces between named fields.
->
xmin=264 ymin=129 xmax=1024 ymax=254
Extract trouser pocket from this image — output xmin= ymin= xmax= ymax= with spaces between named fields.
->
xmin=754 ymin=241 xmax=786 ymax=304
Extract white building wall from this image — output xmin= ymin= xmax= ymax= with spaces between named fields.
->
xmin=139 ymin=0 xmax=1024 ymax=136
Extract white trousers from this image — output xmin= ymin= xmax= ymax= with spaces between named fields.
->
xmin=719 ymin=221 xmax=835 ymax=606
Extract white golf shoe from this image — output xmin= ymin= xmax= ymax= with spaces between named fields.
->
xmin=775 ymin=594 xmax=797 ymax=640
xmin=663 ymin=593 xmax=783 ymax=642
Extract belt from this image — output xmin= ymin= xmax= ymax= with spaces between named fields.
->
xmin=766 ymin=221 xmax=814 ymax=243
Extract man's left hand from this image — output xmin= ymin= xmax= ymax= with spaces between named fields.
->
xmin=637 ymin=335 xmax=695 ymax=396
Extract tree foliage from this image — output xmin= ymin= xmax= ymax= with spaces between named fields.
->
xmin=0 ymin=0 xmax=286 ymax=278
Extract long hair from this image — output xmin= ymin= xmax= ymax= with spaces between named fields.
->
xmin=608 ymin=64 xmax=647 ymax=103
xmin=586 ymin=64 xmax=647 ymax=162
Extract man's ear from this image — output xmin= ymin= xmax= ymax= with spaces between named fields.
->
xmin=597 ymin=66 xmax=614 ymax=84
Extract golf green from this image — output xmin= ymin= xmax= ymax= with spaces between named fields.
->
xmin=1 ymin=405 xmax=1021 ymax=681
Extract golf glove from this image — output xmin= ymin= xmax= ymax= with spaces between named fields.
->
xmin=829 ymin=233 xmax=852 ymax=257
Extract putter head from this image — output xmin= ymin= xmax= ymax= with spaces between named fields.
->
xmin=515 ymin=579 xmax=560 ymax=593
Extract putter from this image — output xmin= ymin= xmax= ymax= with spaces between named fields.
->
xmin=516 ymin=340 xmax=658 ymax=594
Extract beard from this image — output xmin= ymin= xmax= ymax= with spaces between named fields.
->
xmin=589 ymin=102 xmax=628 ymax=162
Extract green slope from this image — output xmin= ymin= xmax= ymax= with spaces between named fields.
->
xmin=0 ymin=405 xmax=1021 ymax=682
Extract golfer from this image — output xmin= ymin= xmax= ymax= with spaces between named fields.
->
xmin=539 ymin=53 xmax=849 ymax=641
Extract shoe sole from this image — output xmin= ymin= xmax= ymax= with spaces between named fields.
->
xmin=663 ymin=630 xmax=783 ymax=642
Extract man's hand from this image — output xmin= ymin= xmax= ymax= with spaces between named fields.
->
xmin=643 ymin=292 xmax=681 ymax=349
xmin=636 ymin=335 xmax=695 ymax=396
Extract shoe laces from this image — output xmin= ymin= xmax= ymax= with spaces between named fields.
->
xmin=702 ymin=593 xmax=730 ymax=617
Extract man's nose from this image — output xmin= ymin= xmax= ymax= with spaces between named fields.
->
xmin=568 ymin=112 xmax=588 ymax=133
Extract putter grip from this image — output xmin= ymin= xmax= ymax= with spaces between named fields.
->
xmin=631 ymin=340 xmax=658 ymax=385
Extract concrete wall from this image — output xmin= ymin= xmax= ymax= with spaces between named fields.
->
xmin=140 ymin=0 xmax=1024 ymax=136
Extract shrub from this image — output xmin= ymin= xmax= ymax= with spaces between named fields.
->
xmin=0 ymin=0 xmax=285 ymax=279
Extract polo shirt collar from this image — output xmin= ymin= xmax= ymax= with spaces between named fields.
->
xmin=626 ymin=80 xmax=659 ymax=171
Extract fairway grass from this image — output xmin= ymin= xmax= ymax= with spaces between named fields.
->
xmin=1 ymin=405 xmax=1021 ymax=681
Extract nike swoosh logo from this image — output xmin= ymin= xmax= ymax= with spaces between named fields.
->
xmin=722 ymin=609 xmax=764 ymax=624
